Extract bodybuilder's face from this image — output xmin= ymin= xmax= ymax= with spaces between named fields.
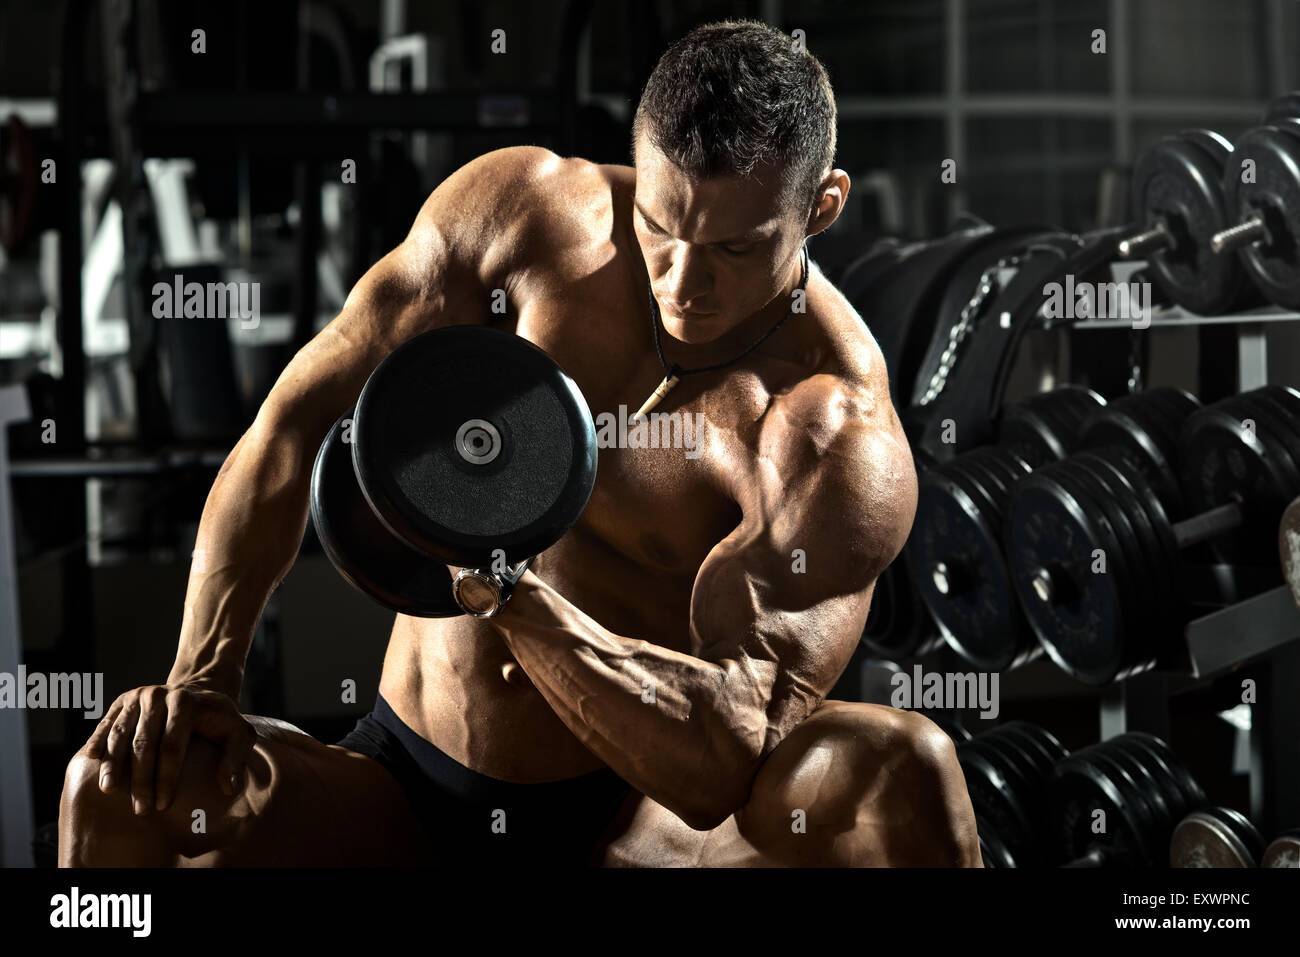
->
xmin=632 ymin=129 xmax=812 ymax=345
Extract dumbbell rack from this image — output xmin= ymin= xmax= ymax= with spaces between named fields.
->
xmin=1037 ymin=256 xmax=1300 ymax=835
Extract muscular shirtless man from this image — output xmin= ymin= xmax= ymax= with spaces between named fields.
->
xmin=59 ymin=19 xmax=980 ymax=867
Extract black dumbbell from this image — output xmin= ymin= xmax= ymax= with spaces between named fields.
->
xmin=999 ymin=385 xmax=1107 ymax=468
xmin=907 ymin=445 xmax=1038 ymax=671
xmin=1283 ymin=496 xmax=1300 ymax=611
xmin=1056 ymin=733 xmax=1206 ymax=867
xmin=904 ymin=387 xmax=1108 ymax=670
xmin=959 ymin=722 xmax=1070 ymax=867
xmin=1079 ymin=387 xmax=1201 ymax=515
xmin=1211 ymin=120 xmax=1300 ymax=308
xmin=1006 ymin=387 xmax=1300 ymax=684
xmin=1117 ymin=130 xmax=1254 ymax=315
xmin=311 ymin=325 xmax=598 ymax=617
xmin=1170 ymin=806 xmax=1266 ymax=867
xmin=1261 ymin=827 xmax=1300 ymax=867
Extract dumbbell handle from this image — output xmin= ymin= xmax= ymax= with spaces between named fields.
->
xmin=1211 ymin=216 xmax=1268 ymax=254
xmin=1173 ymin=501 xmax=1244 ymax=550
xmin=1118 ymin=222 xmax=1173 ymax=259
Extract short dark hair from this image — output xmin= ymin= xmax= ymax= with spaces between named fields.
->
xmin=632 ymin=19 xmax=837 ymax=215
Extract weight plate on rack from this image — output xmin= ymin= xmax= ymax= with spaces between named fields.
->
xmin=958 ymin=744 xmax=1038 ymax=866
xmin=909 ymin=452 xmax=1026 ymax=669
xmin=1181 ymin=401 xmax=1299 ymax=562
xmin=1221 ymin=124 xmax=1300 ymax=310
xmin=1117 ymin=732 xmax=1207 ymax=813
xmin=1006 ymin=467 xmax=1130 ymax=684
xmin=1132 ymin=131 xmax=1248 ymax=315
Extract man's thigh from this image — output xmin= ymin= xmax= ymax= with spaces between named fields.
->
xmin=124 ymin=716 xmax=431 ymax=866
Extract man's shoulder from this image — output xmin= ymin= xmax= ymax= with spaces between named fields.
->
xmin=403 ymin=146 xmax=622 ymax=289
xmin=469 ymin=146 xmax=629 ymax=215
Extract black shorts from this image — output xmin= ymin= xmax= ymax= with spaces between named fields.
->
xmin=336 ymin=694 xmax=634 ymax=866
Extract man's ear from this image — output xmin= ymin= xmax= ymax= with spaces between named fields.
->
xmin=807 ymin=169 xmax=850 ymax=237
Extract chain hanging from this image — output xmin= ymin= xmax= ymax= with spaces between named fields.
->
xmin=918 ymin=253 xmax=1029 ymax=406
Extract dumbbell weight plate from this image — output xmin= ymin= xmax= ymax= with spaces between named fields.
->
xmin=1180 ymin=402 xmax=1298 ymax=563
xmin=1101 ymin=738 xmax=1177 ymax=844
xmin=1222 ymin=394 xmax=1300 ymax=488
xmin=908 ymin=450 xmax=1030 ymax=669
xmin=1061 ymin=457 xmax=1161 ymax=659
xmin=1132 ymin=131 xmax=1248 ymax=315
xmin=978 ymin=820 xmax=1019 ymax=868
xmin=1000 ymin=722 xmax=1067 ymax=781
xmin=1080 ymin=389 xmax=1192 ymax=512
xmin=979 ymin=730 xmax=1056 ymax=852
xmin=1090 ymin=747 xmax=1165 ymax=865
xmin=1013 ymin=721 xmax=1070 ymax=766
xmin=1261 ymin=828 xmax=1300 ymax=867
xmin=352 ymin=326 xmax=598 ymax=568
xmin=1000 ymin=386 xmax=1106 ymax=467
xmin=958 ymin=744 xmax=1038 ymax=866
xmin=1283 ymin=497 xmax=1300 ymax=611
xmin=943 ymin=450 xmax=1041 ymax=669
xmin=1234 ymin=389 xmax=1300 ymax=486
xmin=1222 ymin=124 xmax=1300 ymax=309
xmin=1118 ymin=732 xmax=1208 ymax=813
xmin=1109 ymin=734 xmax=1193 ymax=824
xmin=1204 ymin=806 xmax=1267 ymax=862
xmin=1097 ymin=449 xmax=1190 ymax=626
xmin=1006 ymin=468 xmax=1133 ymax=684
xmin=1170 ymin=807 xmax=1264 ymax=867
xmin=1054 ymin=749 xmax=1159 ymax=867
xmin=310 ymin=408 xmax=462 ymax=617
xmin=1082 ymin=450 xmax=1184 ymax=647
xmin=966 ymin=737 xmax=1039 ymax=827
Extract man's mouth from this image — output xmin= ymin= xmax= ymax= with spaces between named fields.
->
xmin=662 ymin=300 xmax=715 ymax=319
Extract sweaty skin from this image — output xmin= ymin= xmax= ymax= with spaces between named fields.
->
xmin=60 ymin=138 xmax=980 ymax=867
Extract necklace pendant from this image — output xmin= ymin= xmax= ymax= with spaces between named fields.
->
xmin=633 ymin=374 xmax=680 ymax=421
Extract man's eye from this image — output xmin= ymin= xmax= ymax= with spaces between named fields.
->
xmin=723 ymin=244 xmax=752 ymax=255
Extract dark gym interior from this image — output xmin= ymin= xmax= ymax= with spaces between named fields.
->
xmin=1 ymin=0 xmax=1299 ymax=889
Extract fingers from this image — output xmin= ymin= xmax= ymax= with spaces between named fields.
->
xmin=85 ymin=700 xmax=123 ymax=760
xmin=216 ymin=716 xmax=256 ymax=797
xmin=154 ymin=689 xmax=193 ymax=812
xmin=99 ymin=697 xmax=140 ymax=793
xmin=129 ymin=687 xmax=168 ymax=815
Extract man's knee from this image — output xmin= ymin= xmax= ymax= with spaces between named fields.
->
xmin=735 ymin=703 xmax=979 ymax=866
xmin=885 ymin=711 xmax=981 ymax=864
xmin=60 ymin=737 xmax=242 ymax=864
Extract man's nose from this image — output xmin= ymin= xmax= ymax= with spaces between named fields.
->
xmin=665 ymin=244 xmax=711 ymax=305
